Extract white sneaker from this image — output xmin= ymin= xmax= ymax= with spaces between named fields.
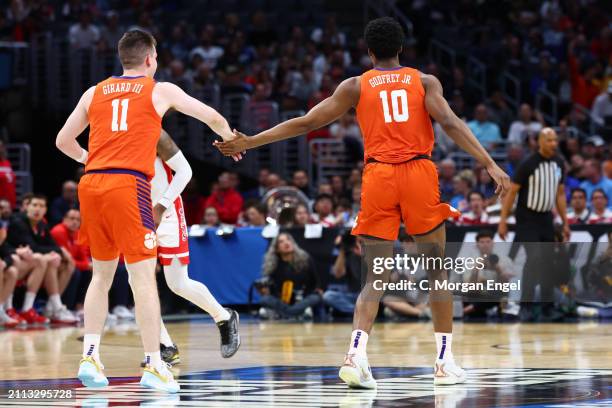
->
xmin=50 ymin=305 xmax=78 ymax=324
xmin=112 ymin=305 xmax=135 ymax=320
xmin=339 ymin=353 xmax=376 ymax=389
xmin=140 ymin=363 xmax=180 ymax=393
xmin=433 ymin=359 xmax=467 ymax=385
xmin=0 ymin=309 xmax=20 ymax=328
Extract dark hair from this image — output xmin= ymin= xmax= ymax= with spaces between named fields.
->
xmin=570 ymin=187 xmax=587 ymax=198
xmin=364 ymin=17 xmax=404 ymax=59
xmin=591 ymin=188 xmax=608 ymax=201
xmin=468 ymin=190 xmax=485 ymax=201
xmin=315 ymin=193 xmax=334 ymax=205
xmin=29 ymin=193 xmax=47 ymax=204
xmin=118 ymin=29 xmax=157 ymax=69
xmin=476 ymin=229 xmax=495 ymax=241
xmin=246 ymin=202 xmax=267 ymax=216
xmin=64 ymin=208 xmax=80 ymax=218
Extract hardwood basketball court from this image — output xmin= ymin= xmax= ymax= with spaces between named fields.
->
xmin=0 ymin=318 xmax=610 ymax=406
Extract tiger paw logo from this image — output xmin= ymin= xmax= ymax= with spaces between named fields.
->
xmin=144 ymin=232 xmax=157 ymax=249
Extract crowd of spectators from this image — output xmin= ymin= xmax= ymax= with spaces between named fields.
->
xmin=0 ymin=1 xmax=611 ymax=324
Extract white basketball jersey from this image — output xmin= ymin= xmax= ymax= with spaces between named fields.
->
xmin=151 ymin=157 xmax=171 ymax=205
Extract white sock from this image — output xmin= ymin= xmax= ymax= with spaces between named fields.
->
xmin=163 ymin=259 xmax=230 ymax=323
xmin=435 ymin=332 xmax=453 ymax=361
xmin=22 ymin=292 xmax=36 ymax=311
xmin=144 ymin=351 xmax=164 ymax=371
xmin=160 ymin=319 xmax=174 ymax=347
xmin=48 ymin=294 xmax=63 ymax=310
xmin=5 ymin=295 xmax=13 ymax=310
xmin=348 ymin=330 xmax=368 ymax=356
xmin=83 ymin=334 xmax=101 ymax=361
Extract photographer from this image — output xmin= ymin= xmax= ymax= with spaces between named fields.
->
xmin=463 ymin=230 xmax=515 ymax=317
xmin=322 ymin=232 xmax=362 ymax=316
xmin=257 ymin=233 xmax=323 ymax=319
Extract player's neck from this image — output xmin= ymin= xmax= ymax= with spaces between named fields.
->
xmin=121 ymin=69 xmax=147 ymax=78
xmin=373 ymin=57 xmax=401 ymax=70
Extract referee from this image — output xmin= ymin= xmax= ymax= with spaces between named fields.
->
xmin=498 ymin=128 xmax=570 ymax=320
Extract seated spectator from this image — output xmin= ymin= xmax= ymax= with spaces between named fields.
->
xmin=584 ymin=231 xmax=612 ymax=303
xmin=293 ymin=204 xmax=312 ymax=227
xmin=334 ymin=198 xmax=355 ymax=228
xmin=505 ymin=144 xmax=524 ymax=178
xmin=0 ymin=199 xmax=12 ymax=219
xmin=68 ymin=11 xmax=100 ymax=49
xmin=438 ymin=159 xmax=456 ymax=203
xmin=323 ymin=233 xmax=361 ymax=315
xmin=257 ymin=233 xmax=322 ymax=319
xmin=317 ymin=183 xmax=333 ymax=196
xmin=0 ymin=220 xmax=19 ymax=327
xmin=507 ymin=104 xmax=544 ymax=144
xmin=243 ymin=201 xmax=268 ymax=227
xmin=291 ymin=170 xmax=312 ymax=198
xmin=330 ymin=175 xmax=350 ymax=202
xmin=0 ymin=141 xmax=16 ymax=209
xmin=450 ymin=171 xmax=474 ymax=212
xmin=567 ymin=188 xmax=591 ymax=224
xmin=49 ymin=180 xmax=78 ymax=227
xmin=591 ymin=81 xmax=612 ymax=127
xmin=467 ymin=104 xmax=502 ymax=149
xmin=462 ymin=230 xmax=515 ymax=317
xmin=475 ymin=166 xmax=497 ymax=201
xmin=458 ymin=191 xmax=490 ymax=225
xmin=50 ymin=209 xmax=91 ymax=315
xmin=264 ymin=173 xmax=283 ymax=193
xmin=205 ymin=172 xmax=244 ymax=224
xmin=329 ymin=112 xmax=363 ymax=163
xmin=190 ymin=27 xmax=224 ymax=69
xmin=203 ymin=206 xmax=220 ymax=227
xmin=587 ymin=189 xmax=612 ymax=224
xmin=580 ymin=159 xmax=612 ymax=207
xmin=382 ymin=234 xmax=429 ymax=319
xmin=7 ymin=194 xmax=77 ymax=324
xmin=242 ymin=168 xmax=270 ymax=200
xmin=182 ymin=179 xmax=207 ymax=226
xmin=312 ymin=194 xmax=337 ymax=227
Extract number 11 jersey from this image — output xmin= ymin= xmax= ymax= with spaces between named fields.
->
xmin=356 ymin=67 xmax=434 ymax=163
xmin=86 ymin=75 xmax=161 ymax=179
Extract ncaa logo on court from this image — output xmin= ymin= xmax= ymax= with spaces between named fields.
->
xmin=144 ymin=232 xmax=157 ymax=249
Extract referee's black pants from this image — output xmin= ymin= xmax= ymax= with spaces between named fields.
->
xmin=514 ymin=214 xmax=555 ymax=309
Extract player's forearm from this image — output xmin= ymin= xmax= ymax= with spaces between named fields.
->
xmin=556 ymin=192 xmax=568 ymax=225
xmin=56 ymin=132 xmax=87 ymax=163
xmin=247 ymin=117 xmax=310 ymax=149
xmin=205 ymin=113 xmax=234 ymax=141
xmin=442 ymin=118 xmax=495 ymax=167
xmin=500 ymin=189 xmax=517 ymax=222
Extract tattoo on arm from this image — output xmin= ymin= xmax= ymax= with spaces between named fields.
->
xmin=156 ymin=129 xmax=180 ymax=161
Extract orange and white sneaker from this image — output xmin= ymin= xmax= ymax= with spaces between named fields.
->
xmin=339 ymin=353 xmax=376 ymax=389
xmin=433 ymin=359 xmax=466 ymax=385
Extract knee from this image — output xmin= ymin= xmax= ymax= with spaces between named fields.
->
xmin=166 ymin=277 xmax=185 ymax=295
xmin=6 ymin=266 xmax=18 ymax=280
xmin=32 ymin=253 xmax=46 ymax=268
xmin=322 ymin=290 xmax=336 ymax=305
xmin=92 ymin=272 xmax=114 ymax=292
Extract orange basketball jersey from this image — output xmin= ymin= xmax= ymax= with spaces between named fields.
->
xmin=356 ymin=66 xmax=434 ymax=163
xmin=86 ymin=75 xmax=161 ymax=179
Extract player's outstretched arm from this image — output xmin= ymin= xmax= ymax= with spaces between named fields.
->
xmin=154 ymin=82 xmax=234 ymax=140
xmin=214 ymin=77 xmax=360 ymax=155
xmin=421 ymin=73 xmax=511 ymax=197
xmin=153 ymin=129 xmax=193 ymax=225
xmin=56 ymin=86 xmax=95 ymax=163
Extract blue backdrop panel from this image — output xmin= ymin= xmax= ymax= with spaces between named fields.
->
xmin=188 ymin=227 xmax=268 ymax=305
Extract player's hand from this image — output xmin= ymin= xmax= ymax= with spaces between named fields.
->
xmin=486 ymin=163 xmax=511 ymax=198
xmin=497 ymin=220 xmax=508 ymax=241
xmin=214 ymin=129 xmax=249 ymax=158
xmin=562 ymin=223 xmax=571 ymax=242
xmin=153 ymin=203 xmax=167 ymax=229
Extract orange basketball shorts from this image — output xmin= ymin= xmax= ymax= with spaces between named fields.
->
xmin=78 ymin=169 xmax=157 ymax=263
xmin=352 ymin=159 xmax=460 ymax=240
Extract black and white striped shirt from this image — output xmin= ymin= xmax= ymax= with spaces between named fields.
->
xmin=513 ymin=153 xmax=565 ymax=220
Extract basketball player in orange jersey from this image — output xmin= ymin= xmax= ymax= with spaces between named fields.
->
xmin=56 ymin=30 xmax=240 ymax=393
xmin=216 ymin=17 xmax=511 ymax=388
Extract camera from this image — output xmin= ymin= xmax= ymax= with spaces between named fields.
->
xmin=488 ymin=254 xmax=499 ymax=267
xmin=254 ymin=277 xmax=272 ymax=291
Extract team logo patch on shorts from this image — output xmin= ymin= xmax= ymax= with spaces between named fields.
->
xmin=144 ymin=232 xmax=157 ymax=249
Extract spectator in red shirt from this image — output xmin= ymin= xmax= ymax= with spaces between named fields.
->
xmin=457 ymin=191 xmax=490 ymax=226
xmin=568 ymin=35 xmax=601 ymax=109
xmin=182 ymin=179 xmax=207 ymax=226
xmin=0 ymin=141 xmax=16 ymax=209
xmin=50 ymin=209 xmax=91 ymax=273
xmin=205 ymin=172 xmax=243 ymax=224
